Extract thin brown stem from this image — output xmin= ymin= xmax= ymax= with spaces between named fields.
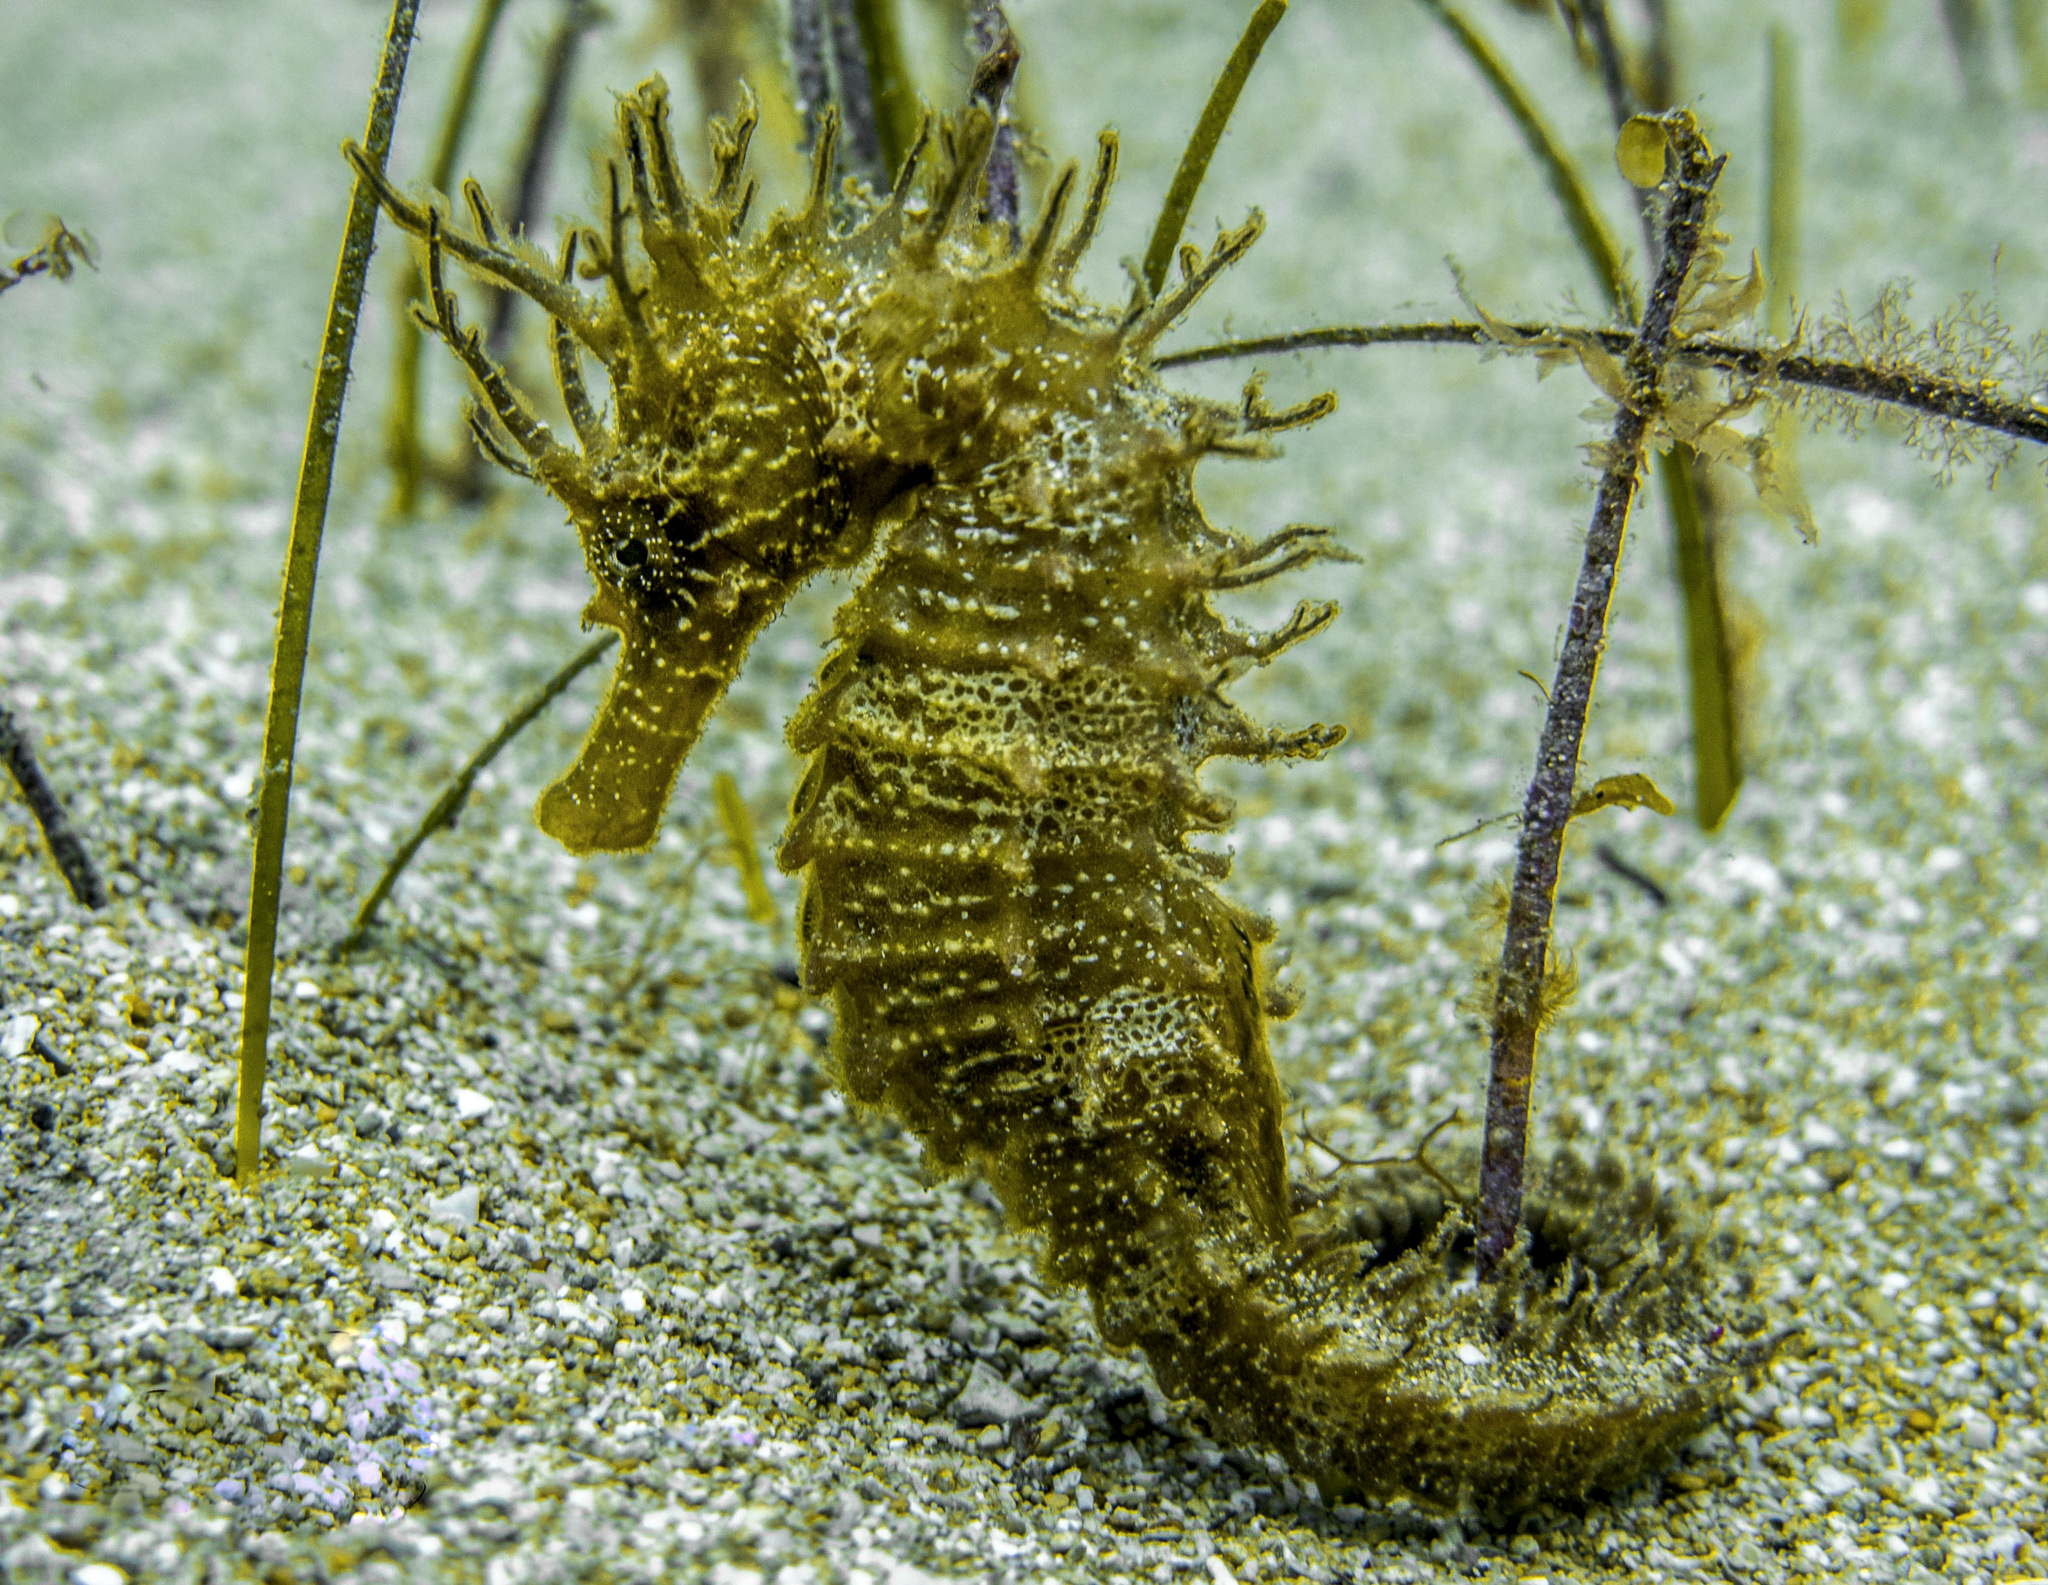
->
xmin=790 ymin=0 xmax=832 ymax=150
xmin=484 ymin=0 xmax=602 ymax=360
xmin=1157 ymin=322 xmax=2048 ymax=451
xmin=0 ymin=704 xmax=107 ymax=910
xmin=823 ymin=0 xmax=885 ymax=188
xmin=1300 ymin=1108 xmax=1466 ymax=1203
xmin=339 ymin=633 xmax=618 ymax=953
xmin=1573 ymin=0 xmax=1658 ymax=269
xmin=1475 ymin=115 xmax=1723 ymax=1281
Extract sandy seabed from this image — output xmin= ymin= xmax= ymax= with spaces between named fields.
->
xmin=2 ymin=0 xmax=2045 ymax=1580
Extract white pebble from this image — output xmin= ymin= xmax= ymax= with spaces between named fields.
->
xmin=454 ymin=1087 xmax=494 ymax=1120
xmin=1 ymin=1014 xmax=38 ymax=1059
xmin=428 ymin=1184 xmax=480 ymax=1227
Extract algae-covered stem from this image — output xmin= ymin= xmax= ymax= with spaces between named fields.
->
xmin=0 ymin=703 xmax=107 ymax=911
xmin=1563 ymin=0 xmax=1747 ymax=834
xmin=1159 ymin=323 xmax=2048 ymax=451
xmin=1475 ymin=114 xmax=1724 ymax=1279
xmin=236 ymin=0 xmax=423 ymax=1184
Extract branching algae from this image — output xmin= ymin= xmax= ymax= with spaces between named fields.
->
xmin=346 ymin=62 xmax=1770 ymax=1515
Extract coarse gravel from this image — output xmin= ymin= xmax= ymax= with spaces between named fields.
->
xmin=4 ymin=1 xmax=2047 ymax=1582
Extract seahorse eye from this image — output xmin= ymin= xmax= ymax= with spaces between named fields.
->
xmin=614 ymin=539 xmax=649 ymax=569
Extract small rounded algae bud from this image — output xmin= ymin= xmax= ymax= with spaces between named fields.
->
xmin=1616 ymin=116 xmax=1669 ymax=187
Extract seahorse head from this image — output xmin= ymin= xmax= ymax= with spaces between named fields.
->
xmin=350 ymin=75 xmax=1259 ymax=854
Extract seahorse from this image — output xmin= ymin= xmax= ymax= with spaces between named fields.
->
xmin=350 ymin=73 xmax=1753 ymax=1516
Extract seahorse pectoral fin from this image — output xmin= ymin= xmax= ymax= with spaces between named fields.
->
xmin=535 ymin=609 xmax=726 ymax=854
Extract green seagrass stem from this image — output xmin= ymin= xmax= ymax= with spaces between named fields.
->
xmin=236 ymin=0 xmax=422 ymax=1185
xmin=1141 ymin=0 xmax=1288 ymax=296
xmin=339 ymin=632 xmax=618 ymax=953
xmin=1662 ymin=447 xmax=1741 ymax=829
xmin=1763 ymin=24 xmax=1800 ymax=340
xmin=852 ymin=0 xmax=921 ymax=184
xmin=1416 ymin=0 xmax=1636 ymax=321
xmin=1476 ymin=116 xmax=1724 ymax=1280
xmin=387 ymin=0 xmax=512 ymax=518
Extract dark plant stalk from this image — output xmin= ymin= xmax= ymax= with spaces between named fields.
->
xmin=1572 ymin=0 xmax=1633 ymax=129
xmin=1425 ymin=3 xmax=1744 ymax=831
xmin=388 ymin=0 xmax=513 ymax=518
xmin=1475 ymin=115 xmax=1723 ymax=1281
xmin=790 ymin=0 xmax=833 ymax=150
xmin=1140 ymin=0 xmax=1289 ymax=297
xmin=1571 ymin=0 xmax=1656 ymax=266
xmin=339 ymin=632 xmax=618 ymax=953
xmin=1416 ymin=0 xmax=1741 ymax=832
xmin=1938 ymin=0 xmax=1995 ymax=102
xmin=1637 ymin=0 xmax=1674 ymax=114
xmin=1615 ymin=1 xmax=1751 ymax=835
xmin=0 ymin=704 xmax=107 ymax=910
xmin=237 ymin=0 xmax=423 ymax=1185
xmin=823 ymin=0 xmax=885 ymax=186
xmin=483 ymin=0 xmax=603 ymax=359
xmin=1158 ymin=321 xmax=2048 ymax=450
xmin=1566 ymin=0 xmax=1746 ymax=833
